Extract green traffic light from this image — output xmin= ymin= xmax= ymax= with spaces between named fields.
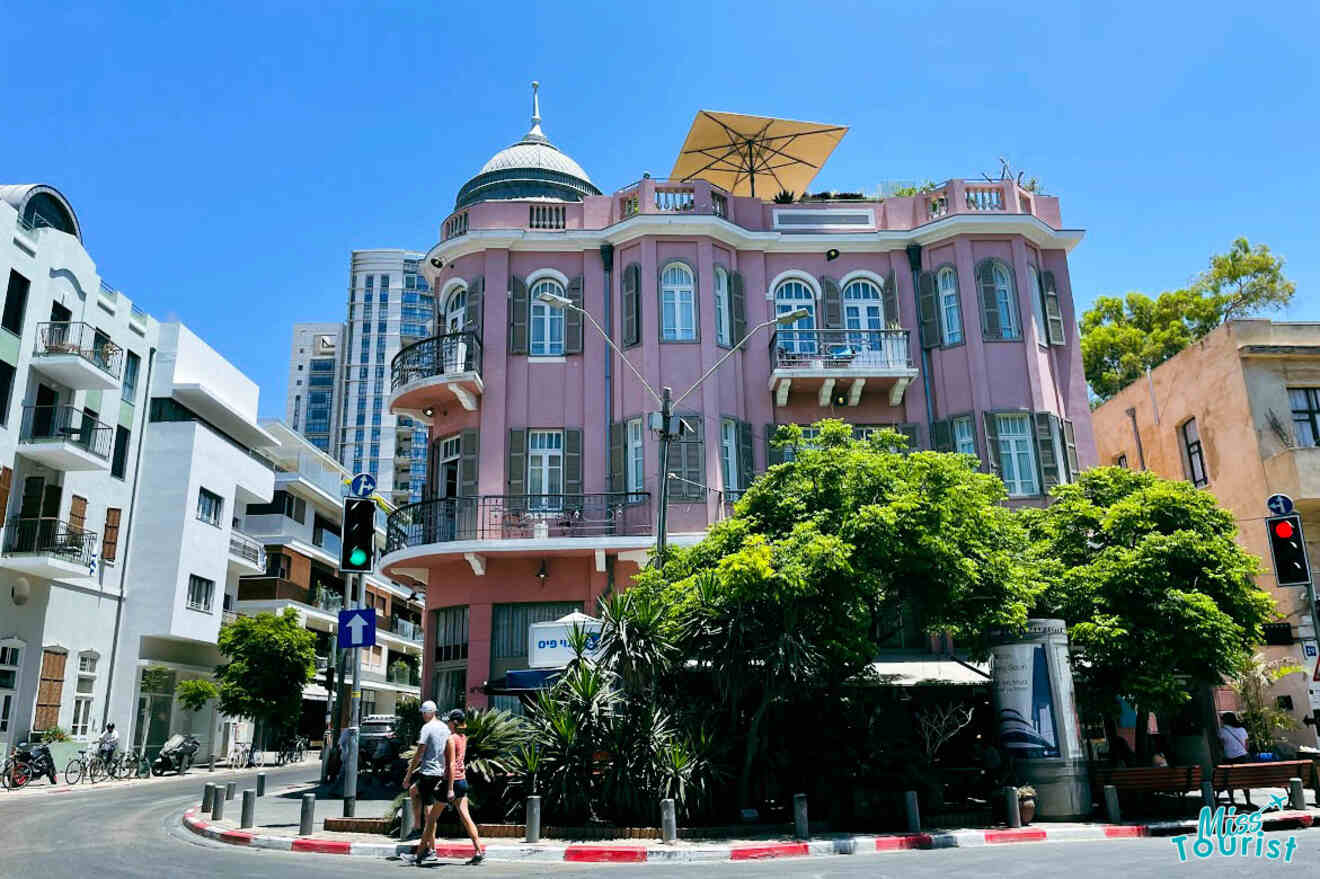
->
xmin=349 ymin=547 xmax=368 ymax=567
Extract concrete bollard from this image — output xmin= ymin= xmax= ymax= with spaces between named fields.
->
xmin=525 ymin=796 xmax=542 ymax=843
xmin=1004 ymin=787 xmax=1021 ymax=829
xmin=300 ymin=794 xmax=315 ymax=836
xmin=1289 ymin=777 xmax=1305 ymax=810
xmin=225 ymin=781 xmax=237 ymax=801
xmin=792 ymin=792 xmax=808 ymax=840
xmin=256 ymin=772 xmax=266 ymax=797
xmin=904 ymin=790 xmax=921 ymax=833
xmin=659 ymin=798 xmax=677 ymax=844
xmin=202 ymin=783 xmax=215 ymax=813
xmin=1104 ymin=784 xmax=1121 ymax=824
xmin=208 ymin=754 xmax=214 ymax=773
xmin=241 ymin=789 xmax=256 ymax=829
xmin=400 ymin=797 xmax=414 ymax=840
xmin=212 ymin=789 xmax=226 ymax=821
xmin=1201 ymin=781 xmax=1216 ymax=810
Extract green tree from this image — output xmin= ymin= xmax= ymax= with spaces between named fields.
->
xmin=1024 ymin=468 xmax=1275 ymax=753
xmin=175 ymin=679 xmax=219 ymax=713
xmin=215 ymin=608 xmax=316 ymax=743
xmin=1081 ymin=238 xmax=1294 ymax=400
xmin=1229 ymin=653 xmax=1303 ymax=752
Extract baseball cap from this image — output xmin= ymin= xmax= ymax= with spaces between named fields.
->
xmin=420 ymin=700 xmax=437 ymax=714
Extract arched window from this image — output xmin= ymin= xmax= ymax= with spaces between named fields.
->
xmin=774 ymin=279 xmax=816 ymax=354
xmin=443 ymin=288 xmax=467 ymax=334
xmin=529 ymin=278 xmax=565 ymax=355
xmin=842 ymin=278 xmax=884 ymax=349
xmin=977 ymin=260 xmax=1020 ymax=340
xmin=937 ymin=267 xmax=962 ymax=345
xmin=661 ymin=263 xmax=696 ymax=341
xmin=714 ymin=267 xmax=732 ymax=346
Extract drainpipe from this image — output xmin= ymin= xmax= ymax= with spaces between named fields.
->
xmin=102 ymin=346 xmax=157 ymax=729
xmin=600 ymin=243 xmax=615 ymax=490
xmin=905 ymin=244 xmax=935 ymax=429
xmin=1125 ymin=407 xmax=1147 ymax=470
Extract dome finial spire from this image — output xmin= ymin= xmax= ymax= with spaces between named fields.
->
xmin=525 ymin=80 xmax=547 ymax=142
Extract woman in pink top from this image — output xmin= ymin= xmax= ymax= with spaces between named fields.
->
xmin=445 ymin=710 xmax=483 ymax=863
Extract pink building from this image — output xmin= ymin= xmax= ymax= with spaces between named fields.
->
xmin=380 ymin=96 xmax=1096 ymax=709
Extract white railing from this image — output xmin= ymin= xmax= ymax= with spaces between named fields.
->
xmin=964 ymin=186 xmax=1005 ymax=211
xmin=654 ymin=187 xmax=694 ymax=212
xmin=528 ymin=204 xmax=565 ymax=230
xmin=443 ymin=211 xmax=468 ymax=240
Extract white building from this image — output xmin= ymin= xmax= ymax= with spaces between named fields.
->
xmin=285 ymin=323 xmax=341 ymax=455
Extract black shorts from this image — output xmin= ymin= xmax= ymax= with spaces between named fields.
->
xmin=453 ymin=779 xmax=469 ymax=798
xmin=415 ymin=774 xmax=443 ymax=807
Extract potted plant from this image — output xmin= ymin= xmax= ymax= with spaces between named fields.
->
xmin=1017 ymin=785 xmax=1037 ymax=825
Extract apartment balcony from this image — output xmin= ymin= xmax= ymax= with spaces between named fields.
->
xmin=0 ymin=516 xmax=97 ymax=580
xmin=389 ymin=616 xmax=424 ymax=643
xmin=18 ymin=405 xmax=113 ymax=470
xmin=236 ymin=576 xmax=310 ymax=604
xmin=768 ymin=329 xmax=918 ymax=408
xmin=227 ymin=530 xmax=266 ymax=574
xmin=388 ymin=332 xmax=484 ymax=423
xmin=1264 ymin=446 xmax=1320 ymax=514
xmin=32 ymin=322 xmax=124 ymax=389
xmin=387 ymin=663 xmax=421 ymax=687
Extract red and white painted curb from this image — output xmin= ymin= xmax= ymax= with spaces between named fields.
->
xmin=181 ymin=807 xmax=1315 ymax=863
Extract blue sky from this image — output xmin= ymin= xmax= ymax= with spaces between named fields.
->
xmin=3 ymin=2 xmax=1317 ymax=416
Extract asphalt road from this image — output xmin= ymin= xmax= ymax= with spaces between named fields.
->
xmin=2 ymin=763 xmax=1318 ymax=878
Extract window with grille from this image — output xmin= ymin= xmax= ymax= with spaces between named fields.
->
xmin=187 ymin=575 xmax=215 ymax=612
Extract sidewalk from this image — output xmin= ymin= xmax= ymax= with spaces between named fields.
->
xmin=180 ymin=782 xmax=1320 ymax=865
xmin=3 ymin=755 xmax=315 ymax=798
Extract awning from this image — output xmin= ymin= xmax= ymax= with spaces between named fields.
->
xmin=482 ymin=668 xmax=561 ymax=697
xmin=670 ymin=111 xmax=848 ymax=199
xmin=862 ymin=657 xmax=992 ymax=687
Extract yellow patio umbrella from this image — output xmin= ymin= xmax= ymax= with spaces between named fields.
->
xmin=669 ymin=110 xmax=849 ymax=199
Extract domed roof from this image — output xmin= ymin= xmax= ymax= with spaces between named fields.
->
xmin=455 ymin=83 xmax=600 ymax=210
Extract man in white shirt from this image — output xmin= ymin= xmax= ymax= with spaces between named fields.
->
xmin=97 ymin=723 xmax=120 ymax=762
xmin=402 ymin=701 xmax=450 ymax=864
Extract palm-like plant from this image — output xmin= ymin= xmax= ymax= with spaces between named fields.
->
xmin=598 ymin=589 xmax=678 ymax=694
xmin=462 ymin=707 xmax=531 ymax=782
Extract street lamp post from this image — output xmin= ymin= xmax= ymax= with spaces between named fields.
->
xmin=537 ymin=288 xmax=806 ymax=565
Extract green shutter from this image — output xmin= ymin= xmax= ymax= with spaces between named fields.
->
xmin=881 ymin=271 xmax=899 ymax=327
xmin=917 ymin=270 xmax=940 ymax=348
xmin=1063 ymin=419 xmax=1080 ymax=481
xmin=459 ymin=428 xmax=479 ymax=497
xmin=1034 ymin=412 xmax=1060 ymax=493
xmin=730 ymin=271 xmax=747 ymax=344
xmin=982 ymin=413 xmax=1002 ymax=476
xmin=508 ymin=276 xmax=529 ymax=354
xmin=464 ymin=275 xmax=484 ymax=340
xmin=564 ymin=276 xmax=584 ymax=354
xmin=977 ymin=261 xmax=1003 ymax=340
xmin=673 ymin=416 xmax=704 ymax=500
xmin=609 ymin=421 xmax=625 ymax=494
xmin=426 ymin=437 xmax=440 ymax=500
xmin=932 ymin=419 xmax=954 ymax=452
xmin=898 ymin=423 xmax=921 ymax=453
xmin=506 ymin=428 xmax=527 ymax=511
xmin=737 ymin=420 xmax=754 ymax=489
xmin=765 ymin=423 xmax=784 ymax=467
xmin=1042 ymin=270 xmax=1066 ymax=346
xmin=564 ymin=428 xmax=583 ymax=510
xmin=622 ymin=264 xmax=640 ymax=348
xmin=821 ymin=277 xmax=842 ymax=329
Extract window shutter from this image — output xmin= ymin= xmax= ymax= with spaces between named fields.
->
xmin=564 ymin=276 xmax=584 ymax=354
xmin=932 ymin=419 xmax=954 ymax=452
xmin=426 ymin=438 xmax=440 ymax=500
xmin=564 ymin=428 xmax=583 ymax=511
xmin=982 ymin=413 xmax=1002 ymax=476
xmin=506 ymin=428 xmax=527 ymax=511
xmin=622 ymin=263 xmax=640 ymax=348
xmin=737 ymin=420 xmax=754 ymax=487
xmin=464 ymin=275 xmax=484 ymax=340
xmin=881 ymin=271 xmax=899 ymax=326
xmin=102 ymin=507 xmax=120 ymax=562
xmin=1034 ymin=412 xmax=1061 ymax=492
xmin=609 ymin=422 xmax=625 ymax=494
xmin=459 ymin=428 xmax=479 ymax=497
xmin=680 ymin=417 xmax=704 ymax=500
xmin=34 ymin=649 xmax=67 ymax=732
xmin=70 ymin=494 xmax=86 ymax=531
xmin=730 ymin=271 xmax=747 ymax=344
xmin=1041 ymin=270 xmax=1065 ymax=346
xmin=898 ymin=423 xmax=921 ymax=453
xmin=821 ymin=277 xmax=843 ymax=329
xmin=765 ymin=423 xmax=784 ymax=467
xmin=0 ymin=466 xmax=11 ymax=525
xmin=977 ymin=262 xmax=1003 ymax=340
xmin=917 ymin=270 xmax=940 ymax=348
xmin=508 ymin=276 xmax=529 ymax=354
xmin=1063 ymin=419 xmax=1080 ymax=481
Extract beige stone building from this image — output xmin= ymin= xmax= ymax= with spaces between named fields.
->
xmin=1091 ymin=319 xmax=1320 ymax=747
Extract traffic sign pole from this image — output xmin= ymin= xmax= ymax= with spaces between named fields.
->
xmin=342 ymin=572 xmax=362 ymax=817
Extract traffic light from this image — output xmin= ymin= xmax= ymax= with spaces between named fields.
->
xmin=340 ymin=497 xmax=376 ymax=573
xmin=1266 ymin=514 xmax=1311 ymax=587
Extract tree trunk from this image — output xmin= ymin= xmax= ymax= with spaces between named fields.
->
xmin=1134 ymin=708 xmax=1150 ymax=765
xmin=737 ymin=694 xmax=772 ymax=811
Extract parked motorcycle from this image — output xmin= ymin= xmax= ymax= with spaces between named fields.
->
xmin=369 ymin=731 xmax=406 ymax=786
xmin=14 ymin=742 xmax=57 ymax=785
xmin=151 ymin=733 xmax=199 ymax=776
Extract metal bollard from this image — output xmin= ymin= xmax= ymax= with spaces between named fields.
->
xmin=904 ymin=790 xmax=921 ymax=833
xmin=1201 ymin=781 xmax=1216 ymax=810
xmin=1289 ymin=777 xmax=1305 ymax=810
xmin=525 ymin=795 xmax=542 ymax=843
xmin=793 ymin=792 xmax=809 ymax=840
xmin=256 ymin=772 xmax=266 ymax=797
xmin=400 ymin=797 xmax=414 ymax=840
xmin=1104 ymin=784 xmax=1121 ymax=824
xmin=300 ymin=794 xmax=316 ymax=836
xmin=241 ymin=790 xmax=256 ymax=829
xmin=208 ymin=754 xmax=215 ymax=773
xmin=659 ymin=798 xmax=677 ymax=844
xmin=1004 ymin=787 xmax=1021 ymax=828
xmin=212 ymin=789 xmax=226 ymax=821
xmin=202 ymin=783 xmax=215 ymax=813
xmin=225 ymin=781 xmax=237 ymax=801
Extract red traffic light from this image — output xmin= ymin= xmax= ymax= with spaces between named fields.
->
xmin=1274 ymin=520 xmax=1295 ymax=539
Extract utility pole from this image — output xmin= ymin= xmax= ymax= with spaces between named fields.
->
xmin=342 ymin=572 xmax=362 ymax=817
xmin=654 ymin=387 xmax=674 ymax=565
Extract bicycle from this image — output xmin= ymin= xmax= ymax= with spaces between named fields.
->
xmin=2 ymin=756 xmax=32 ymax=790
xmin=116 ymin=748 xmax=150 ymax=780
xmin=228 ymin=743 xmax=250 ymax=769
xmin=64 ymin=749 xmax=89 ymax=785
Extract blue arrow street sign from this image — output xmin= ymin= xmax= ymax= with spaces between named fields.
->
xmin=350 ymin=472 xmax=377 ymax=498
xmin=1267 ymin=493 xmax=1295 ymax=516
xmin=337 ymin=608 xmax=377 ymax=649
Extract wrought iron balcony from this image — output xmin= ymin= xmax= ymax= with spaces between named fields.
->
xmin=34 ymin=322 xmax=124 ymax=381
xmin=768 ymin=328 xmax=917 ymax=408
xmin=2 ymin=516 xmax=98 ymax=566
xmin=391 ymin=332 xmax=483 ymax=391
xmin=19 ymin=404 xmax=114 ymax=465
xmin=385 ymin=492 xmax=652 ymax=553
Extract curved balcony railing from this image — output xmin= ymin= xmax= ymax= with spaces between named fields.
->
xmin=2 ymin=516 xmax=98 ymax=565
xmin=385 ymin=492 xmax=651 ymax=553
xmin=20 ymin=404 xmax=114 ymax=460
xmin=770 ymin=328 xmax=912 ymax=371
xmin=35 ymin=322 xmax=124 ymax=380
xmin=228 ymin=530 xmax=266 ymax=569
xmin=390 ymin=332 xmax=483 ymax=392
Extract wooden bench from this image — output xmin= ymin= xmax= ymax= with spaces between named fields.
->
xmin=1213 ymin=760 xmax=1315 ymax=802
xmin=1092 ymin=765 xmax=1204 ymax=808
